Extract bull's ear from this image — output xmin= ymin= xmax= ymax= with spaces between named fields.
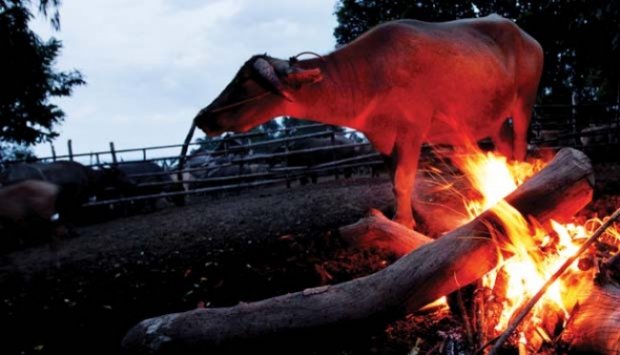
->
xmin=284 ymin=68 xmax=323 ymax=87
xmin=253 ymin=57 xmax=293 ymax=101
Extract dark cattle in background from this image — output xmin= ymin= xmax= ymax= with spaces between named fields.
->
xmin=0 ymin=180 xmax=62 ymax=250
xmin=186 ymin=137 xmax=249 ymax=171
xmin=118 ymin=162 xmax=185 ymax=211
xmin=207 ymin=163 xmax=268 ymax=180
xmin=188 ymin=155 xmax=232 ymax=180
xmin=0 ymin=161 xmax=132 ymax=221
xmin=212 ymin=137 xmax=250 ymax=157
xmin=274 ymin=134 xmax=361 ymax=184
xmin=1 ymin=164 xmax=46 ymax=182
xmin=188 ymin=154 xmax=269 ymax=190
xmin=187 ymin=148 xmax=214 ymax=170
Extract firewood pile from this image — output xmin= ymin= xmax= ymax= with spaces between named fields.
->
xmin=122 ymin=148 xmax=620 ymax=355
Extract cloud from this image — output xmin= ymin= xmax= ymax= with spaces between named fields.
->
xmin=31 ymin=0 xmax=337 ymax=158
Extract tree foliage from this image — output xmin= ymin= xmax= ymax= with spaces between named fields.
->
xmin=0 ymin=141 xmax=34 ymax=165
xmin=334 ymin=1 xmax=620 ymax=105
xmin=0 ymin=0 xmax=84 ymax=145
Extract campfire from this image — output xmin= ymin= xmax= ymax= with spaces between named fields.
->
xmin=123 ymin=147 xmax=620 ymax=354
xmin=443 ymin=145 xmax=619 ymax=353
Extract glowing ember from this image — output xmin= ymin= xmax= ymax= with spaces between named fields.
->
xmin=448 ymin=145 xmax=618 ymax=342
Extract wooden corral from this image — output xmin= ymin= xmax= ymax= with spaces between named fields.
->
xmin=1 ymin=103 xmax=619 ymax=214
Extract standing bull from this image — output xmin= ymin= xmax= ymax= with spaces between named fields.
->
xmin=194 ymin=15 xmax=543 ymax=228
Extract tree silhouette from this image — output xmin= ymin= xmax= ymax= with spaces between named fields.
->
xmin=334 ymin=1 xmax=620 ymax=106
xmin=0 ymin=0 xmax=84 ymax=145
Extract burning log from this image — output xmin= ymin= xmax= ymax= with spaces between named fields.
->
xmin=560 ymin=254 xmax=620 ymax=355
xmin=489 ymin=207 xmax=620 ymax=354
xmin=122 ymin=148 xmax=594 ymax=353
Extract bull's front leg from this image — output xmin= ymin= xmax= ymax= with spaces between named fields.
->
xmin=391 ymin=137 xmax=423 ymax=229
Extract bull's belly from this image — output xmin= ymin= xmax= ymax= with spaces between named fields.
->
xmin=424 ymin=116 xmax=501 ymax=145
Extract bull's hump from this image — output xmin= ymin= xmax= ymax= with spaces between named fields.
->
xmin=375 ymin=15 xmax=516 ymax=41
xmin=394 ymin=13 xmax=510 ymax=28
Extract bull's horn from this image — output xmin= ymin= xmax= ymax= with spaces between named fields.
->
xmin=253 ymin=57 xmax=293 ymax=101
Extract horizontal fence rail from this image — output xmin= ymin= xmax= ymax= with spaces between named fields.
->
xmin=2 ymin=103 xmax=619 ymax=211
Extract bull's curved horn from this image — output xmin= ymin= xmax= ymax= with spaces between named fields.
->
xmin=253 ymin=57 xmax=293 ymax=101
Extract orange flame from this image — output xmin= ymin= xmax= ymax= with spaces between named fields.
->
xmin=448 ymin=145 xmax=617 ymax=339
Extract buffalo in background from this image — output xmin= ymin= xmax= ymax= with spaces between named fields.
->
xmin=0 ymin=180 xmax=63 ymax=251
xmin=1 ymin=160 xmax=132 ymax=223
xmin=272 ymin=133 xmax=372 ymax=184
xmin=187 ymin=130 xmax=380 ymax=187
xmin=116 ymin=161 xmax=186 ymax=212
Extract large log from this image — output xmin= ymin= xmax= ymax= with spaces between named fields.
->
xmin=122 ymin=148 xmax=594 ymax=353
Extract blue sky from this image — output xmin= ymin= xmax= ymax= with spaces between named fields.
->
xmin=31 ymin=0 xmax=338 ymax=160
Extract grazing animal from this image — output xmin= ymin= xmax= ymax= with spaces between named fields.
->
xmin=0 ymin=180 xmax=60 ymax=248
xmin=1 ymin=161 xmax=132 ymax=220
xmin=193 ymin=15 xmax=543 ymax=228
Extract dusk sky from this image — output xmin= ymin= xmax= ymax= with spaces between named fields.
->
xmin=31 ymin=0 xmax=338 ymax=159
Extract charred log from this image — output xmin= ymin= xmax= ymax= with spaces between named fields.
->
xmin=560 ymin=254 xmax=620 ymax=355
xmin=122 ymin=148 xmax=594 ymax=353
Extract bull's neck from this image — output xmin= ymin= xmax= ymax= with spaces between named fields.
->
xmin=288 ymin=54 xmax=369 ymax=130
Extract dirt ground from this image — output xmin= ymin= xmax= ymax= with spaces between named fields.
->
xmin=1 ymin=162 xmax=619 ymax=355
xmin=1 ymin=176 xmax=404 ymax=355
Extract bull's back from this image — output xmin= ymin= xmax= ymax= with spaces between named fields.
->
xmin=347 ymin=15 xmax=541 ymax=143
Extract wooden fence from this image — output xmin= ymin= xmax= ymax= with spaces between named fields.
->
xmin=2 ymin=103 xmax=619 ymax=209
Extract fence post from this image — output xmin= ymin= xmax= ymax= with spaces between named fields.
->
xmin=175 ymin=122 xmax=197 ymax=206
xmin=330 ymin=126 xmax=339 ymax=180
xmin=110 ymin=142 xmax=118 ymax=164
xmin=95 ymin=153 xmax=101 ymax=165
xmin=285 ymin=129 xmax=291 ymax=188
xmin=247 ymin=137 xmax=253 ymax=156
xmin=67 ymin=139 xmax=73 ymax=161
xmin=142 ymin=148 xmax=147 ymax=161
xmin=50 ymin=143 xmax=57 ymax=162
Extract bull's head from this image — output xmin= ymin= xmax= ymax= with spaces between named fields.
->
xmin=194 ymin=54 xmax=322 ymax=136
